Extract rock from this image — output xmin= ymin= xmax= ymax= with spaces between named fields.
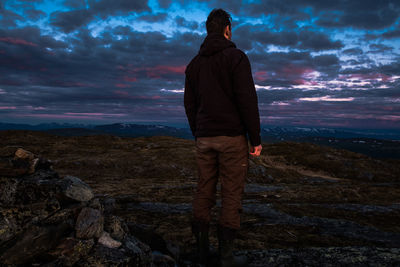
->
xmin=102 ymin=197 xmax=116 ymax=215
xmin=14 ymin=148 xmax=35 ymax=160
xmin=127 ymin=222 xmax=177 ymax=261
xmin=104 ymin=215 xmax=126 ymax=241
xmin=123 ymin=235 xmax=153 ymax=266
xmin=47 ymin=237 xmax=94 ymax=266
xmin=42 ymin=206 xmax=77 ymax=226
xmin=0 ymin=147 xmax=157 ymax=266
xmin=0 ymin=177 xmax=19 ymax=205
xmin=82 ymin=243 xmax=133 ymax=266
xmin=152 ymin=250 xmax=177 ymax=266
xmin=0 ymin=148 xmax=52 ymax=177
xmin=58 ymin=175 xmax=94 ymax=203
xmin=1 ymin=169 xmax=61 ymax=206
xmin=88 ymin=197 xmax=103 ymax=213
xmin=98 ymin=231 xmax=122 ymax=248
xmin=0 ymin=213 xmax=19 ymax=245
xmin=0 ymin=223 xmax=72 ymax=265
xmin=75 ymin=207 xmax=104 ymax=239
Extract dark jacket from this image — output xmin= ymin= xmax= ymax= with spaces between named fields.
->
xmin=184 ymin=32 xmax=261 ymax=146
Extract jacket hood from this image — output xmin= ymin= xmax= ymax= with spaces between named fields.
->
xmin=198 ymin=32 xmax=236 ymax=56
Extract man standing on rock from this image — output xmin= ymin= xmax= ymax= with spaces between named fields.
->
xmin=184 ymin=8 xmax=262 ymax=267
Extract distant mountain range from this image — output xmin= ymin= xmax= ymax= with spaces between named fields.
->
xmin=1 ymin=122 xmax=399 ymax=159
xmin=1 ymin=122 xmax=399 ymax=140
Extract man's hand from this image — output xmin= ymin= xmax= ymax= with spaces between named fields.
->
xmin=249 ymin=144 xmax=262 ymax=157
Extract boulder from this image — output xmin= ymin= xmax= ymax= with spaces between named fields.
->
xmin=75 ymin=207 xmax=104 ymax=239
xmin=48 ymin=237 xmax=95 ymax=266
xmin=98 ymin=231 xmax=122 ymax=248
xmin=104 ymin=215 xmax=126 ymax=241
xmin=58 ymin=175 xmax=94 ymax=203
xmin=0 ymin=223 xmax=72 ymax=265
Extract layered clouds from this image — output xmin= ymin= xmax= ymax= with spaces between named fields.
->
xmin=0 ymin=0 xmax=399 ymax=128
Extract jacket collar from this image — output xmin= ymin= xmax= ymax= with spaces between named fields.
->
xmin=198 ymin=32 xmax=236 ymax=56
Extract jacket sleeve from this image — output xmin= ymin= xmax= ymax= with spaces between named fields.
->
xmin=231 ymin=51 xmax=261 ymax=146
xmin=184 ymin=74 xmax=197 ymax=137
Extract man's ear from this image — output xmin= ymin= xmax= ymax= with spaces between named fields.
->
xmin=224 ymin=25 xmax=231 ymax=40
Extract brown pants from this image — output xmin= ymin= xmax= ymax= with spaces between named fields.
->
xmin=192 ymin=135 xmax=249 ymax=230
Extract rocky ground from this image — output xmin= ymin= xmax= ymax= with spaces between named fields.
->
xmin=1 ymin=130 xmax=399 ymax=266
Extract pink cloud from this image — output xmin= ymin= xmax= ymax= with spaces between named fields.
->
xmin=0 ymin=37 xmax=37 ymax=47
xmin=117 ymin=64 xmax=186 ymax=79
xmin=254 ymin=71 xmax=268 ymax=82
xmin=115 ymin=83 xmax=130 ymax=88
xmin=14 ymin=112 xmax=126 ymax=120
xmin=279 ymin=64 xmax=314 ymax=78
xmin=50 ymin=80 xmax=95 ymax=87
xmin=0 ymin=106 xmax=16 ymax=110
xmin=23 ymin=106 xmax=46 ymax=110
xmin=293 ymin=79 xmax=320 ymax=85
xmin=113 ymin=90 xmax=178 ymax=100
xmin=14 ymin=114 xmax=98 ymax=120
xmin=64 ymin=112 xmax=126 ymax=117
xmin=146 ymin=65 xmax=186 ymax=78
xmin=114 ymin=90 xmax=130 ymax=96
xmin=123 ymin=76 xmax=137 ymax=82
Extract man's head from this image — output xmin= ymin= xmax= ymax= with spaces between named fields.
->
xmin=206 ymin=8 xmax=232 ymax=40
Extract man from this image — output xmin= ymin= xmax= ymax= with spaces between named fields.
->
xmin=184 ymin=8 xmax=262 ymax=267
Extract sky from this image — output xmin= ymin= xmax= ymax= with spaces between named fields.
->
xmin=0 ymin=0 xmax=399 ymax=129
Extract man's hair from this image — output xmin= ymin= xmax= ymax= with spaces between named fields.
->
xmin=206 ymin=8 xmax=232 ymax=35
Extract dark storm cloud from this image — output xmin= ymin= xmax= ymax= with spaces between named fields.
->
xmin=157 ymin=0 xmax=173 ymax=9
xmin=0 ymin=24 xmax=200 ymax=103
xmin=364 ymin=29 xmax=400 ymax=41
xmin=63 ymin=0 xmax=87 ymax=9
xmin=378 ymin=57 xmax=400 ymax=76
xmin=316 ymin=8 xmax=399 ymax=29
xmin=175 ymin=16 xmax=199 ymax=30
xmin=382 ymin=30 xmax=400 ymax=39
xmin=202 ymin=0 xmax=400 ymax=31
xmin=88 ymin=0 xmax=150 ymax=17
xmin=16 ymin=0 xmax=44 ymax=2
xmin=137 ymin=12 xmax=168 ymax=23
xmin=297 ymin=31 xmax=343 ymax=51
xmin=338 ymin=57 xmax=400 ymax=79
xmin=24 ymin=8 xmax=46 ymax=20
xmin=246 ymin=50 xmax=341 ymax=87
xmin=0 ymin=3 xmax=25 ymax=27
xmin=242 ymin=0 xmax=400 ymax=30
xmin=233 ymin=24 xmax=343 ymax=52
xmin=50 ymin=0 xmax=151 ymax=33
xmin=233 ymin=24 xmax=298 ymax=49
xmin=50 ymin=9 xmax=93 ymax=33
xmin=342 ymin=47 xmax=363 ymax=56
xmin=368 ymin=43 xmax=393 ymax=54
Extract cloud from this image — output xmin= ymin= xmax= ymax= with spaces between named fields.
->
xmin=0 ymin=4 xmax=25 ymax=27
xmin=342 ymin=47 xmax=363 ymax=55
xmin=233 ymin=24 xmax=343 ymax=51
xmin=137 ymin=12 xmax=168 ymax=23
xmin=49 ymin=9 xmax=93 ymax=33
xmin=175 ymin=16 xmax=199 ymax=30
xmin=0 ymin=0 xmax=399 ymax=128
xmin=88 ymin=0 xmax=150 ymax=17
xmin=49 ymin=0 xmax=151 ymax=33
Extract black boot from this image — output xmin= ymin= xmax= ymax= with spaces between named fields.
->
xmin=217 ymin=224 xmax=248 ymax=267
xmin=191 ymin=219 xmax=210 ymax=265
